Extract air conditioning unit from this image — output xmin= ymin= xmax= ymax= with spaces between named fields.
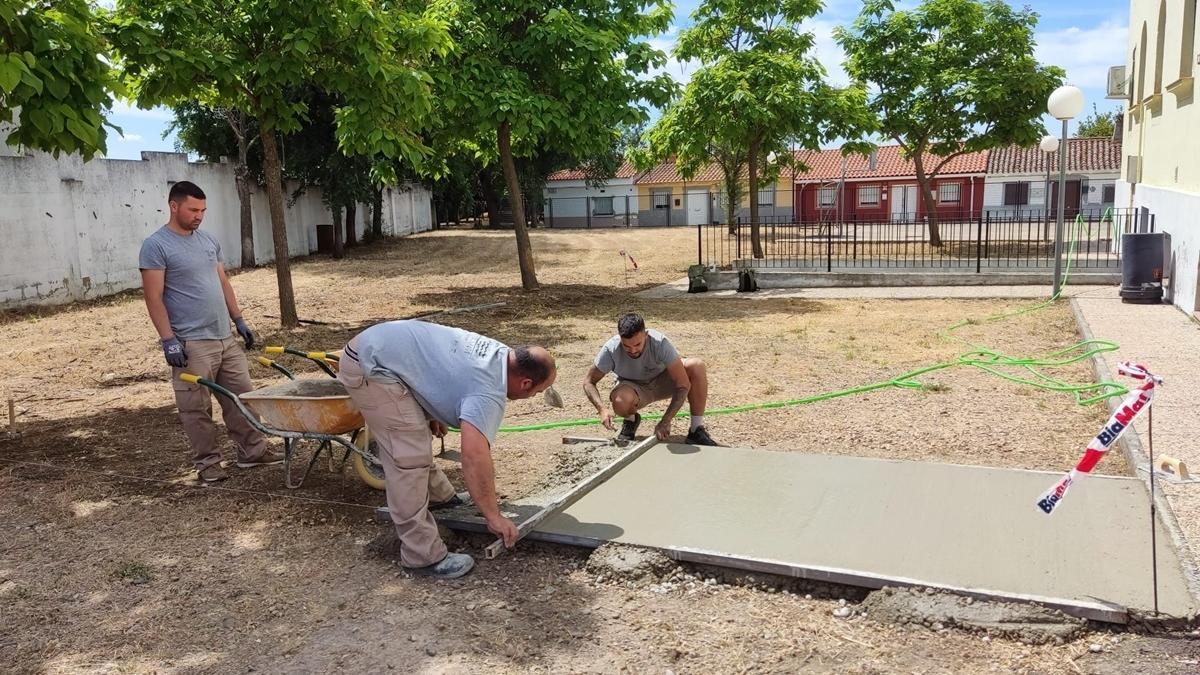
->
xmin=1107 ymin=65 xmax=1128 ymax=99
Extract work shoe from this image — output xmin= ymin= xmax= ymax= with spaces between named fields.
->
xmin=430 ymin=491 xmax=473 ymax=511
xmin=685 ymin=425 xmax=722 ymax=447
xmin=616 ymin=413 xmax=641 ymax=443
xmin=406 ymin=552 xmax=475 ymax=580
xmin=198 ymin=464 xmax=229 ymax=483
xmin=236 ymin=449 xmax=286 ymax=468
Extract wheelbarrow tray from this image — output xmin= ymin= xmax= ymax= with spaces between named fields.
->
xmin=239 ymin=379 xmax=363 ymax=434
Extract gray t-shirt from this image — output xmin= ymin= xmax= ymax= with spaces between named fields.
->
xmin=350 ymin=321 xmax=509 ymax=443
xmin=593 ymin=329 xmax=680 ymax=384
xmin=138 ymin=226 xmax=231 ymax=341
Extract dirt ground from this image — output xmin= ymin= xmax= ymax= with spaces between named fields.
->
xmin=1 ymin=226 xmax=1192 ymax=673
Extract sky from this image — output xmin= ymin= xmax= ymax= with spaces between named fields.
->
xmin=101 ymin=0 xmax=1130 ymax=160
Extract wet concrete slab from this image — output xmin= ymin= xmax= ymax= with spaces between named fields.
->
xmin=536 ymin=444 xmax=1196 ymax=621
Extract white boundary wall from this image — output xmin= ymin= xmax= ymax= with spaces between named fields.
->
xmin=0 ymin=150 xmax=432 ymax=309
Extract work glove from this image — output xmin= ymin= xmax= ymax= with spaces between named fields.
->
xmin=162 ymin=337 xmax=188 ymax=368
xmin=233 ymin=317 xmax=255 ymax=349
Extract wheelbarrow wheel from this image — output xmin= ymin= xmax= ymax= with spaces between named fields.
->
xmin=351 ymin=427 xmax=386 ymax=491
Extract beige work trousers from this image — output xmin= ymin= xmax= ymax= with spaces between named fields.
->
xmin=338 ymin=352 xmax=456 ymax=568
xmin=171 ymin=336 xmax=271 ymax=471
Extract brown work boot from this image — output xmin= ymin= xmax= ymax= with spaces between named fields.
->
xmin=198 ymin=464 xmax=229 ymax=483
xmin=236 ymin=449 xmax=285 ymax=469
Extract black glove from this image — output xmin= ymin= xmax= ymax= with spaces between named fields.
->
xmin=162 ymin=336 xmax=187 ymax=368
xmin=234 ymin=317 xmax=255 ymax=349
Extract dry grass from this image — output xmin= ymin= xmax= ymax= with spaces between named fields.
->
xmin=0 ymin=226 xmax=1131 ymax=673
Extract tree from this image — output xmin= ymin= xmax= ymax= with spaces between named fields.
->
xmin=1 ymin=0 xmax=117 ymax=159
xmin=168 ymin=102 xmax=261 ymax=267
xmin=643 ymin=0 xmax=874 ymax=258
xmin=436 ymin=0 xmax=676 ymax=289
xmin=1076 ymin=104 xmax=1118 ymax=139
xmin=835 ymin=0 xmax=1063 ymax=246
xmin=108 ymin=0 xmax=450 ymax=326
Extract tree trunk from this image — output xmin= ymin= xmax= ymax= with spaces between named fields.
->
xmin=497 ymin=121 xmax=539 ymax=290
xmin=234 ymin=162 xmax=255 ymax=268
xmin=912 ymin=152 xmax=942 ymax=247
xmin=257 ymin=127 xmax=298 ymax=328
xmin=233 ymin=117 xmax=256 ymax=269
xmin=479 ymin=171 xmax=503 ymax=229
xmin=331 ymin=203 xmax=344 ymax=259
xmin=345 ymin=201 xmax=357 ymax=247
xmin=372 ymin=188 xmax=384 ymax=239
xmin=748 ymin=137 xmax=764 ymax=259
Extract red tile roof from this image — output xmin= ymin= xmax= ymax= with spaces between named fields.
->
xmin=986 ymin=137 xmax=1121 ymax=174
xmin=547 ymin=160 xmax=641 ymax=181
xmin=634 ymin=160 xmax=728 ymax=184
xmin=791 ymin=145 xmax=990 ymax=183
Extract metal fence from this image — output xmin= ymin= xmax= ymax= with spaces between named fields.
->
xmin=699 ymin=208 xmax=1154 ymax=271
xmin=542 ymin=195 xmax=645 ymax=228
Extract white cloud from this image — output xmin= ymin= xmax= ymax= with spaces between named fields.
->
xmin=110 ymin=100 xmax=175 ymax=121
xmin=1034 ymin=21 xmax=1129 ymax=92
xmin=115 ymin=133 xmax=144 ymax=142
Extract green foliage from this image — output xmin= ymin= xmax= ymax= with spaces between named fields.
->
xmin=1 ymin=0 xmax=119 ymax=159
xmin=1076 ymin=104 xmax=1118 ymax=139
xmin=835 ymin=0 xmax=1064 ymax=217
xmin=107 ymin=0 xmax=451 ymax=177
xmin=643 ymin=0 xmax=874 ymax=253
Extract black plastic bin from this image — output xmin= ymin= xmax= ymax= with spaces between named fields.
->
xmin=1120 ymin=232 xmax=1165 ymax=304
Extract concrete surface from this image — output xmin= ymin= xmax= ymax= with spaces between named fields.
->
xmin=696 ymin=268 xmax=1120 ymax=292
xmin=1073 ymin=287 xmax=1200 ymax=605
xmin=860 ymin=587 xmax=1085 ymax=644
xmin=639 ymin=279 xmax=1115 ymax=300
xmin=536 ymin=444 xmax=1195 ymax=620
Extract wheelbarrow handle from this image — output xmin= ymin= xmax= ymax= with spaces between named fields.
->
xmin=255 ymin=356 xmax=297 ymax=380
xmin=262 ymin=346 xmax=338 ymax=377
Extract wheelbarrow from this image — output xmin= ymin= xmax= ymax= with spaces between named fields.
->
xmin=179 ymin=359 xmax=374 ymax=489
xmin=251 ymin=347 xmax=388 ymax=491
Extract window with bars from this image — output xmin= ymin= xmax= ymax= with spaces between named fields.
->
xmin=593 ymin=196 xmax=614 ymax=215
xmin=818 ymin=186 xmax=837 ymax=207
xmin=758 ymin=186 xmax=775 ymax=206
xmin=1003 ymin=182 xmax=1030 ymax=206
xmin=857 ymin=185 xmax=880 ymax=206
xmin=938 ymin=182 xmax=961 ymax=203
xmin=1102 ymin=184 xmax=1116 ymax=203
xmin=652 ymin=190 xmax=671 ymax=210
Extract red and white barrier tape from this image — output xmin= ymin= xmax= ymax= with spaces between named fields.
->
xmin=1036 ymin=362 xmax=1163 ymax=515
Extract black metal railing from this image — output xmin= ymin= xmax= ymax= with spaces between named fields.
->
xmin=698 ymin=208 xmax=1153 ymax=272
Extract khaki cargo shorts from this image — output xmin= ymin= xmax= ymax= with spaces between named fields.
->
xmin=615 ymin=371 xmax=676 ymax=408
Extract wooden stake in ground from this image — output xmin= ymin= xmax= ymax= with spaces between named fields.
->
xmin=7 ymin=398 xmax=15 ymax=435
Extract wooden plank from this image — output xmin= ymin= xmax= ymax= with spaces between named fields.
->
xmin=561 ymin=436 xmax=614 ymax=445
xmin=483 ymin=435 xmax=659 ymax=559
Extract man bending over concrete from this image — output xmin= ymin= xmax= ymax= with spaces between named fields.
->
xmin=584 ymin=312 xmax=720 ymax=446
xmin=339 ymin=320 xmax=557 ymax=579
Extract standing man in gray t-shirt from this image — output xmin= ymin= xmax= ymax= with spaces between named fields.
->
xmin=338 ymin=321 xmax=558 ymax=579
xmin=584 ymin=312 xmax=720 ymax=446
xmin=139 ymin=181 xmax=281 ymax=484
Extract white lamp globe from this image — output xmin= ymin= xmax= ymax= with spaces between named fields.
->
xmin=766 ymin=151 xmax=778 ymax=164
xmin=1047 ymin=85 xmax=1085 ymax=120
xmin=1039 ymin=134 xmax=1060 ymax=153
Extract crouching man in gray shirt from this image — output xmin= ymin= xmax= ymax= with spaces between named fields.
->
xmin=139 ymin=181 xmax=282 ymax=484
xmin=584 ymin=312 xmax=721 ymax=447
xmin=339 ymin=321 xmax=557 ymax=579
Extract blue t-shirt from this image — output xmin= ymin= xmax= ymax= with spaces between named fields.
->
xmin=138 ymin=226 xmax=231 ymax=341
xmin=350 ymin=321 xmax=509 ymax=443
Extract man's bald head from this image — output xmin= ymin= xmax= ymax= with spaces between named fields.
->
xmin=507 ymin=345 xmax=557 ymax=400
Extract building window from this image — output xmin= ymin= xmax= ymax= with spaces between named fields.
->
xmin=818 ymin=186 xmax=837 ymax=207
xmin=1183 ymin=1 xmax=1197 ymax=80
xmin=1102 ymin=184 xmax=1116 ymax=203
xmin=1154 ymin=1 xmax=1166 ymax=94
xmin=758 ymin=186 xmax=774 ymax=206
xmin=1002 ymin=182 xmax=1029 ymax=206
xmin=652 ymin=190 xmax=670 ymax=210
xmin=938 ymin=182 xmax=962 ymax=204
xmin=593 ymin=196 xmax=614 ymax=215
xmin=857 ymin=185 xmax=880 ymax=206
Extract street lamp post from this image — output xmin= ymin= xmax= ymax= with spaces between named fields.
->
xmin=1047 ymin=85 xmax=1084 ymax=298
xmin=1039 ymin=134 xmax=1059 ymax=242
